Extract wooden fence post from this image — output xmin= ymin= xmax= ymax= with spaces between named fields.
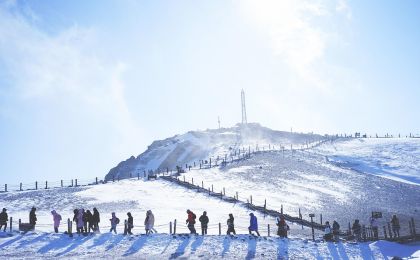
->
xmin=250 ymin=195 xmax=253 ymax=205
xmin=45 ymin=181 xmax=48 ymax=189
xmin=20 ymin=183 xmax=22 ymax=191
xmin=75 ymin=179 xmax=78 ymax=187
xmin=281 ymin=205 xmax=283 ymax=215
xmin=219 ymin=223 xmax=221 ymax=235
xmin=299 ymin=208 xmax=302 ymax=219
xmin=223 ymin=188 xmax=225 ymax=196
xmin=174 ymin=219 xmax=177 ymax=234
xmin=61 ymin=180 xmax=63 ymax=188
xmin=19 ymin=219 xmax=21 ymax=231
xmin=192 ymin=178 xmax=194 ymax=185
xmin=35 ymin=181 xmax=38 ymax=190
xmin=113 ymin=175 xmax=115 ymax=182
xmin=9 ymin=217 xmax=12 ymax=232
xmin=320 ymin=214 xmax=323 ymax=225
xmin=202 ymin=181 xmax=204 ymax=189
xmin=96 ymin=177 xmax=98 ymax=185
xmin=211 ymin=185 xmax=213 ymax=192
xmin=268 ymin=224 xmax=270 ymax=237
xmin=71 ymin=179 xmax=73 ymax=187
xmin=236 ymin=192 xmax=238 ymax=201
xmin=4 ymin=184 xmax=7 ymax=192
xmin=170 ymin=221 xmax=172 ymax=234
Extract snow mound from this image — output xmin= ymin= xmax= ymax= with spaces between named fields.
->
xmin=105 ymin=123 xmax=322 ymax=181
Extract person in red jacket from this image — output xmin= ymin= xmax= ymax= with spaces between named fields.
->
xmin=186 ymin=209 xmax=197 ymax=234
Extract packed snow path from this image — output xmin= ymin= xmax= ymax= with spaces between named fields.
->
xmin=1 ymin=232 xmax=419 ymax=259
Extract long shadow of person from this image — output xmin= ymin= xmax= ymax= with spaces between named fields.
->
xmin=0 ymin=234 xmax=25 ymax=249
xmin=105 ymin=235 xmax=125 ymax=251
xmin=245 ymin=237 xmax=257 ymax=260
xmin=190 ymin=236 xmax=204 ymax=254
xmin=18 ymin=233 xmax=50 ymax=248
xmin=169 ymin=236 xmax=191 ymax=259
xmin=277 ymin=238 xmax=289 ymax=260
xmin=37 ymin=234 xmax=74 ymax=254
xmin=123 ymin=235 xmax=148 ymax=256
xmin=337 ymin=242 xmax=350 ymax=260
xmin=222 ymin=236 xmax=231 ymax=257
xmin=87 ymin=233 xmax=112 ymax=249
xmin=54 ymin=235 xmax=94 ymax=257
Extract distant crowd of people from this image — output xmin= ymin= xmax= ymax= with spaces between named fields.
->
xmin=0 ymin=207 xmax=402 ymax=242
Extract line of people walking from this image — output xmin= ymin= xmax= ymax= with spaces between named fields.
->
xmin=1 ymin=206 xmax=404 ymax=242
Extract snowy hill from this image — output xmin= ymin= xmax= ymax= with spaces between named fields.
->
xmin=0 ymin=179 xmax=419 ymax=259
xmin=314 ymin=138 xmax=420 ymax=185
xmin=105 ymin=123 xmax=323 ymax=181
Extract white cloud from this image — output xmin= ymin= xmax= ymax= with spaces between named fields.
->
xmin=0 ymin=2 xmax=144 ymax=154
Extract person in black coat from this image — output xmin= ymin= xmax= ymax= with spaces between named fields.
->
xmin=226 ymin=214 xmax=236 ymax=235
xmin=85 ymin=210 xmax=94 ymax=233
xmin=0 ymin=208 xmax=8 ymax=232
xmin=29 ymin=207 xmax=37 ymax=227
xmin=199 ymin=211 xmax=209 ymax=235
xmin=126 ymin=212 xmax=133 ymax=235
xmin=92 ymin=208 xmax=100 ymax=232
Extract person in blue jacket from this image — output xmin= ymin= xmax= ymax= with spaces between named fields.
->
xmin=248 ymin=213 xmax=260 ymax=236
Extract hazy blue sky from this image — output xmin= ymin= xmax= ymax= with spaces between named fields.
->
xmin=1 ymin=0 xmax=419 ymax=184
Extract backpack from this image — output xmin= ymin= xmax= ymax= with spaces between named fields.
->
xmin=116 ymin=218 xmax=120 ymax=224
xmin=192 ymin=213 xmax=196 ymax=220
xmin=58 ymin=214 xmax=62 ymax=221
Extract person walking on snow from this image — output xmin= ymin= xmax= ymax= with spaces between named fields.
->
xmin=332 ymin=220 xmax=340 ymax=241
xmin=144 ymin=210 xmax=156 ymax=235
xmin=109 ymin=212 xmax=119 ymax=234
xmin=0 ymin=208 xmax=8 ymax=232
xmin=391 ymin=215 xmax=400 ymax=238
xmin=324 ymin=221 xmax=333 ymax=241
xmin=199 ymin=211 xmax=209 ymax=235
xmin=51 ymin=210 xmax=62 ymax=233
xmin=30 ymin=207 xmax=37 ymax=228
xmin=77 ymin=209 xmax=85 ymax=234
xmin=248 ymin=213 xmax=260 ymax=236
xmin=352 ymin=219 xmax=361 ymax=241
xmin=370 ymin=216 xmax=379 ymax=239
xmin=226 ymin=214 xmax=236 ymax=235
xmin=92 ymin=208 xmax=100 ymax=232
xmin=276 ymin=215 xmax=289 ymax=238
xmin=85 ymin=210 xmax=94 ymax=233
xmin=186 ymin=209 xmax=197 ymax=234
xmin=126 ymin=212 xmax=133 ymax=235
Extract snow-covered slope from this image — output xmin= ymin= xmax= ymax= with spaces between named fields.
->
xmin=105 ymin=123 xmax=323 ymax=181
xmin=315 ymin=138 xmax=420 ymax=185
xmin=1 ymin=232 xmax=419 ymax=259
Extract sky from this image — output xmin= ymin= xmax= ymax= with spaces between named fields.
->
xmin=0 ymin=0 xmax=419 ymax=184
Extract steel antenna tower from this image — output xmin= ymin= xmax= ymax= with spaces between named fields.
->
xmin=241 ymin=89 xmax=247 ymax=124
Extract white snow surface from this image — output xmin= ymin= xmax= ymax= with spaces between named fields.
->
xmin=1 ymin=232 xmax=419 ymax=259
xmin=315 ymin=138 xmax=420 ymax=185
xmin=106 ymin=123 xmax=323 ymax=181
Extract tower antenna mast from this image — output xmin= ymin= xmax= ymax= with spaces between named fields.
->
xmin=241 ymin=89 xmax=247 ymax=124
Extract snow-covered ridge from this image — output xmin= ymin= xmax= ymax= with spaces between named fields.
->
xmin=105 ymin=123 xmax=323 ymax=181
